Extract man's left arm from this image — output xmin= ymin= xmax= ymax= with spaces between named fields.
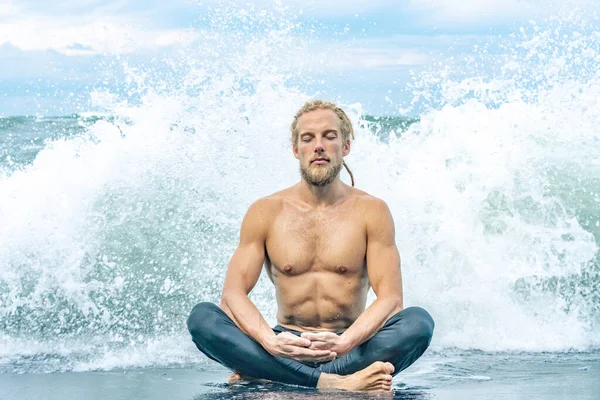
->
xmin=302 ymin=197 xmax=403 ymax=356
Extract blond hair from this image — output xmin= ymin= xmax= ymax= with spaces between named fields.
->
xmin=290 ymin=100 xmax=355 ymax=186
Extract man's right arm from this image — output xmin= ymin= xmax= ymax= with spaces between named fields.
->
xmin=220 ymin=199 xmax=277 ymax=349
xmin=219 ymin=199 xmax=336 ymax=362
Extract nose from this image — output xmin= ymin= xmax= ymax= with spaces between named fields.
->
xmin=314 ymin=138 xmax=325 ymax=153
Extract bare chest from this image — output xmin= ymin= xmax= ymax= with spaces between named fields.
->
xmin=265 ymin=207 xmax=367 ymax=276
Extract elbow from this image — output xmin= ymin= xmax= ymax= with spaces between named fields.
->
xmin=376 ymin=292 xmax=403 ymax=311
xmin=219 ymin=296 xmax=228 ymax=310
xmin=220 ymin=289 xmax=245 ymax=309
xmin=219 ymin=291 xmax=232 ymax=309
xmin=393 ymin=287 xmax=404 ymax=310
xmin=386 ymin=295 xmax=403 ymax=312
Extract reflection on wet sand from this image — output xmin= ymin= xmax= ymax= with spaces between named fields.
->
xmin=195 ymin=382 xmax=431 ymax=400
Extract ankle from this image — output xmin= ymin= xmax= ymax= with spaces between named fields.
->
xmin=316 ymin=372 xmax=344 ymax=389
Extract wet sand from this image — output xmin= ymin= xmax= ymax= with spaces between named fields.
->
xmin=2 ymin=352 xmax=598 ymax=400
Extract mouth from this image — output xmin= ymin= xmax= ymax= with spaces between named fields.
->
xmin=311 ymin=158 xmax=329 ymax=164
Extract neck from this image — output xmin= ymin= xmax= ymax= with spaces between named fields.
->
xmin=298 ymin=177 xmax=347 ymax=207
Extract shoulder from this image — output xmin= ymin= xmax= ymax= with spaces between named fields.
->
xmin=250 ymin=184 xmax=304 ymax=213
xmin=239 ymin=196 xmax=281 ymax=242
xmin=349 ymin=190 xmax=395 ymax=239
xmin=243 ymin=188 xmax=292 ymax=224
xmin=245 ymin=196 xmax=281 ymax=224
xmin=351 ymin=189 xmax=392 ymax=220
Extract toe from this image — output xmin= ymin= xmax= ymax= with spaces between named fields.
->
xmin=227 ymin=373 xmax=241 ymax=384
xmin=374 ymin=361 xmax=386 ymax=370
xmin=384 ymin=362 xmax=395 ymax=374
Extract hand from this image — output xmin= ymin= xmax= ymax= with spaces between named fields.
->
xmin=265 ymin=332 xmax=338 ymax=363
xmin=300 ymin=332 xmax=351 ymax=357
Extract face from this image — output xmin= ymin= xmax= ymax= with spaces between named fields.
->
xmin=293 ymin=108 xmax=350 ymax=187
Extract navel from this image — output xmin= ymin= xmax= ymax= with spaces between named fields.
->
xmin=337 ymin=265 xmax=348 ymax=274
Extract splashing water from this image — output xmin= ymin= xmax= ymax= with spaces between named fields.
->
xmin=1 ymin=6 xmax=599 ymax=373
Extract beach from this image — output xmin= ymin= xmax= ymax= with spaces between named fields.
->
xmin=2 ymin=351 xmax=598 ymax=399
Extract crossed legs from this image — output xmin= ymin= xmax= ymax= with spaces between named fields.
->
xmin=186 ymin=302 xmax=434 ymax=389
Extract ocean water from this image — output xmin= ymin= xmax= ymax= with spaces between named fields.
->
xmin=1 ymin=4 xmax=600 ymax=398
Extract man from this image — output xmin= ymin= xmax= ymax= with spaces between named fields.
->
xmin=187 ymin=100 xmax=434 ymax=392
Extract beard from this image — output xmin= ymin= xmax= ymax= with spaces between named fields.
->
xmin=300 ymin=159 xmax=343 ymax=187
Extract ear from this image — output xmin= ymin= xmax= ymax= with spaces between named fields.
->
xmin=292 ymin=143 xmax=299 ymax=159
xmin=342 ymin=139 xmax=351 ymax=157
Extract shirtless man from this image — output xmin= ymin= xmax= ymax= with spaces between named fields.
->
xmin=186 ymin=100 xmax=434 ymax=392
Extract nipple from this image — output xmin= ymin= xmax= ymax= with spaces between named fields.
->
xmin=338 ymin=265 xmax=348 ymax=274
xmin=283 ymin=264 xmax=293 ymax=274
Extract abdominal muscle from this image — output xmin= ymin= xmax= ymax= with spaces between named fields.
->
xmin=272 ymin=270 xmax=370 ymax=332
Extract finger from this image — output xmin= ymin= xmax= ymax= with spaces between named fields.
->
xmin=294 ymin=337 xmax=312 ymax=347
xmin=283 ymin=344 xmax=315 ymax=356
xmin=300 ymin=332 xmax=320 ymax=341
xmin=308 ymin=341 xmax=329 ymax=350
xmin=296 ymin=347 xmax=333 ymax=358
xmin=301 ymin=332 xmax=333 ymax=341
xmin=282 ymin=333 xmax=311 ymax=347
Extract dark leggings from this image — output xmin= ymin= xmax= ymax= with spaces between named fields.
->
xmin=186 ymin=302 xmax=434 ymax=388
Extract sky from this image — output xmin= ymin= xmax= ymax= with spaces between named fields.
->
xmin=0 ymin=0 xmax=598 ymax=116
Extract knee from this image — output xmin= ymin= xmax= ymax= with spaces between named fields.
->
xmin=401 ymin=307 xmax=435 ymax=347
xmin=186 ymin=302 xmax=221 ymax=340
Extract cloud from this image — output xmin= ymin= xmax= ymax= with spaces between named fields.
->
xmin=408 ymin=0 xmax=531 ymax=23
xmin=345 ymin=48 xmax=431 ymax=68
xmin=5 ymin=0 xmax=587 ymax=118
xmin=190 ymin=0 xmax=396 ymax=16
xmin=6 ymin=0 xmax=592 ymax=60
xmin=0 ymin=1 xmax=18 ymax=18
xmin=11 ymin=0 xmax=144 ymax=17
xmin=281 ymin=0 xmax=394 ymax=16
xmin=406 ymin=0 xmax=599 ymax=27
xmin=0 ymin=0 xmax=201 ymax=55
xmin=350 ymin=34 xmax=493 ymax=50
xmin=307 ymin=44 xmax=431 ymax=71
xmin=306 ymin=33 xmax=492 ymax=72
xmin=0 ymin=16 xmax=199 ymax=55
xmin=205 ymin=0 xmax=590 ymax=27
xmin=0 ymin=43 xmax=105 ymax=80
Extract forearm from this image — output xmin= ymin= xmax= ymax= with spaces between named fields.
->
xmin=341 ymin=296 xmax=402 ymax=351
xmin=220 ymin=291 xmax=276 ymax=351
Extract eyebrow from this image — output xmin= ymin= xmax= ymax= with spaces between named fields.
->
xmin=300 ymin=129 xmax=338 ymax=136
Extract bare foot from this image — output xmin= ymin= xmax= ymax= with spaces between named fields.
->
xmin=227 ymin=371 xmax=271 ymax=385
xmin=317 ymin=361 xmax=395 ymax=392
